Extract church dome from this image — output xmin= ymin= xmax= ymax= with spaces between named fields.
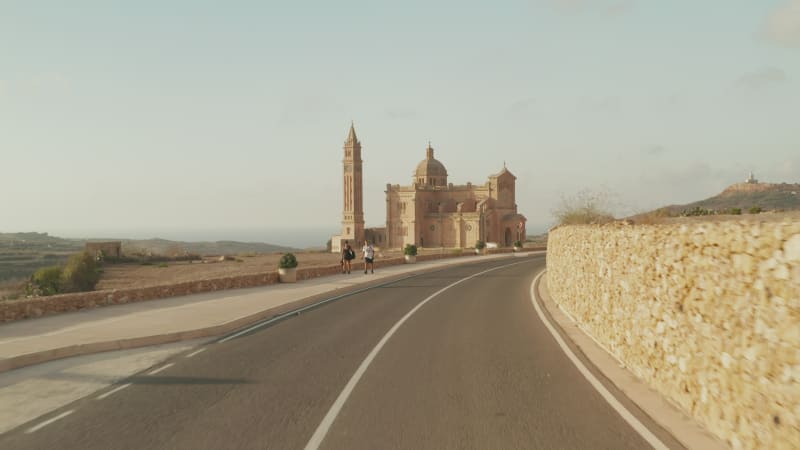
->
xmin=414 ymin=144 xmax=448 ymax=187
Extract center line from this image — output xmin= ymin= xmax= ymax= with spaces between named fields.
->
xmin=148 ymin=363 xmax=174 ymax=375
xmin=186 ymin=348 xmax=206 ymax=358
xmin=304 ymin=259 xmax=534 ymax=450
xmin=96 ymin=383 xmax=132 ymax=400
xmin=26 ymin=410 xmax=74 ymax=433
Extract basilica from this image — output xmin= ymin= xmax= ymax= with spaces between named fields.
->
xmin=332 ymin=123 xmax=526 ymax=252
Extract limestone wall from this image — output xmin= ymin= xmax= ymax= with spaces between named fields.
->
xmin=547 ymin=221 xmax=799 ymax=449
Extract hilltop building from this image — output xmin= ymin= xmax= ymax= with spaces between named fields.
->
xmin=331 ymin=124 xmax=526 ymax=252
xmin=745 ymin=171 xmax=759 ymax=184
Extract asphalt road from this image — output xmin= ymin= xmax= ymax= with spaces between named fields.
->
xmin=0 ymin=255 xmax=683 ymax=449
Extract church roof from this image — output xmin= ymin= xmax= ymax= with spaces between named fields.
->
xmin=415 ymin=143 xmax=448 ymax=178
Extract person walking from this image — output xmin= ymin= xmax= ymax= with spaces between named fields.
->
xmin=362 ymin=240 xmax=375 ymax=274
xmin=341 ymin=241 xmax=354 ymax=274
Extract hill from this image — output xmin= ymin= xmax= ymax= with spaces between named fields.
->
xmin=119 ymin=238 xmax=296 ymax=257
xmin=0 ymin=232 xmax=297 ymax=284
xmin=653 ymin=182 xmax=800 ymax=217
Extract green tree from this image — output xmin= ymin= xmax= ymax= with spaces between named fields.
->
xmin=60 ymin=252 xmax=101 ymax=293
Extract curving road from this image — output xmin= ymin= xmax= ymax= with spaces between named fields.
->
xmin=0 ymin=255 xmax=683 ymax=449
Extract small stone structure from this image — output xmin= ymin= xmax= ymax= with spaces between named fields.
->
xmin=85 ymin=241 xmax=122 ymax=260
xmin=547 ymin=221 xmax=799 ymax=449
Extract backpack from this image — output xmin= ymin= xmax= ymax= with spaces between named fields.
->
xmin=347 ymin=248 xmax=355 ymax=260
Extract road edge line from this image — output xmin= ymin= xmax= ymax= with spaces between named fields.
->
xmin=529 ymin=270 xmax=669 ymax=450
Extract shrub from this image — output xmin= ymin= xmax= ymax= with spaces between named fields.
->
xmin=60 ymin=252 xmax=101 ymax=293
xmin=475 ymin=240 xmax=486 ymax=250
xmin=157 ymin=262 xmax=169 ymax=268
xmin=513 ymin=240 xmax=523 ymax=248
xmin=729 ymin=208 xmax=742 ymax=215
xmin=749 ymin=206 xmax=762 ymax=214
xmin=28 ymin=266 xmax=64 ymax=296
xmin=278 ymin=253 xmax=298 ymax=269
xmin=552 ymin=189 xmax=616 ymax=225
xmin=403 ymin=244 xmax=418 ymax=256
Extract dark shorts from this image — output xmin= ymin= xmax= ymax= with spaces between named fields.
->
xmin=365 ymin=257 xmax=374 ymax=263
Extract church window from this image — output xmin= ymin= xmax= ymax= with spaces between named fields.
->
xmin=347 ymin=227 xmax=350 ymax=234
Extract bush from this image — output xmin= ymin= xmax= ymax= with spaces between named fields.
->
xmin=475 ymin=240 xmax=486 ymax=250
xmin=60 ymin=252 xmax=101 ymax=293
xmin=278 ymin=253 xmax=298 ymax=269
xmin=403 ymin=244 xmax=418 ymax=256
xmin=513 ymin=240 xmax=523 ymax=248
xmin=749 ymin=206 xmax=762 ymax=214
xmin=157 ymin=262 xmax=169 ymax=268
xmin=552 ymin=189 xmax=615 ymax=225
xmin=28 ymin=266 xmax=64 ymax=296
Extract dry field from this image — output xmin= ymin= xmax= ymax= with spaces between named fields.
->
xmin=95 ymin=249 xmax=412 ymax=290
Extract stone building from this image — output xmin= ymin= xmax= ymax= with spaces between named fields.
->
xmin=85 ymin=241 xmax=122 ymax=260
xmin=331 ymin=123 xmax=366 ymax=253
xmin=332 ymin=124 xmax=526 ymax=251
xmin=384 ymin=144 xmax=526 ymax=249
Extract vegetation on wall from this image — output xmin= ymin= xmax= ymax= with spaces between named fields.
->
xmin=25 ymin=252 xmax=101 ymax=297
xmin=552 ymin=189 xmax=615 ymax=225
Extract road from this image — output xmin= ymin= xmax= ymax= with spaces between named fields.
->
xmin=0 ymin=255 xmax=682 ymax=449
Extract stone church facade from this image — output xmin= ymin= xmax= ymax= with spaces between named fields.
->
xmin=332 ymin=124 xmax=526 ymax=252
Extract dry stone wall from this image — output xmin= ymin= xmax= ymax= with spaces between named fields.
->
xmin=547 ymin=221 xmax=799 ymax=449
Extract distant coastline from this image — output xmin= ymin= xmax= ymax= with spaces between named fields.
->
xmin=24 ymin=227 xmax=337 ymax=250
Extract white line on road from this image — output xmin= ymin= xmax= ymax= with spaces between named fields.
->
xmin=147 ymin=363 xmax=174 ymax=375
xmin=96 ymin=383 xmax=132 ymax=400
xmin=304 ymin=259 xmax=534 ymax=450
xmin=529 ymin=271 xmax=669 ymax=450
xmin=186 ymin=348 xmax=206 ymax=358
xmin=25 ymin=410 xmax=74 ymax=433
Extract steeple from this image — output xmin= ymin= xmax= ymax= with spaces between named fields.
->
xmin=426 ymin=141 xmax=434 ymax=159
xmin=346 ymin=121 xmax=358 ymax=145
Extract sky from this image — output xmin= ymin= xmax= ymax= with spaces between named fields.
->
xmin=1 ymin=0 xmax=799 ymax=246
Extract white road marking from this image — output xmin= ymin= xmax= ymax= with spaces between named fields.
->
xmin=96 ymin=383 xmax=132 ymax=400
xmin=304 ymin=259 xmax=534 ymax=450
xmin=529 ymin=271 xmax=669 ymax=450
xmin=25 ymin=410 xmax=74 ymax=433
xmin=147 ymin=363 xmax=174 ymax=375
xmin=186 ymin=348 xmax=206 ymax=358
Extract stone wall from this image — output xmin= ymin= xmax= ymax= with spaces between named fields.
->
xmin=547 ymin=221 xmax=799 ymax=449
xmin=0 ymin=247 xmax=528 ymax=323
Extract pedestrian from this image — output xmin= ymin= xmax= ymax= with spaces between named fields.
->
xmin=362 ymin=240 xmax=375 ymax=274
xmin=341 ymin=241 xmax=354 ymax=274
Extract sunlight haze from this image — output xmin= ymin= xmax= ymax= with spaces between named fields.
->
xmin=2 ymin=0 xmax=798 ymax=246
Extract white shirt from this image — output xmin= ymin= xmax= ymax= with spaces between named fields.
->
xmin=362 ymin=245 xmax=374 ymax=259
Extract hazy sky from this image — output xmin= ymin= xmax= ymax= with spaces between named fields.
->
xmin=2 ymin=0 xmax=799 ymax=243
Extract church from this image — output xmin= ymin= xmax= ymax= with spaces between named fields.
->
xmin=331 ymin=123 xmax=526 ymax=252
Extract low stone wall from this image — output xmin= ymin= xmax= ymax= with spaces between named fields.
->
xmin=0 ymin=247 xmax=530 ymax=323
xmin=547 ymin=221 xmax=799 ymax=449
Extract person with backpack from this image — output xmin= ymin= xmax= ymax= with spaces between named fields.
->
xmin=341 ymin=241 xmax=355 ymax=274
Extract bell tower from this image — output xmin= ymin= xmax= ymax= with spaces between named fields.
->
xmin=341 ymin=122 xmax=365 ymax=244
